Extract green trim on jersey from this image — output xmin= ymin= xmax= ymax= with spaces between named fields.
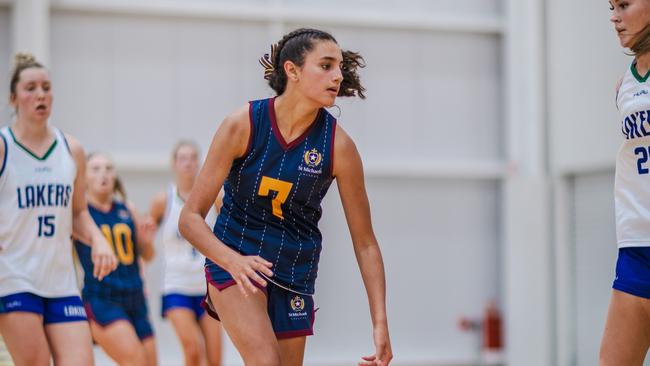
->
xmin=8 ymin=127 xmax=58 ymax=161
xmin=631 ymin=62 xmax=650 ymax=83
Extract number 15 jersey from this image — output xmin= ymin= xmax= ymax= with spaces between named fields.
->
xmin=616 ymin=63 xmax=650 ymax=248
xmin=209 ymin=97 xmax=337 ymax=295
xmin=0 ymin=126 xmax=77 ymax=297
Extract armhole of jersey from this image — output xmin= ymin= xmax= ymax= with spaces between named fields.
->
xmin=329 ymin=118 xmax=337 ymax=178
xmin=242 ymin=101 xmax=255 ymax=158
xmin=206 ymin=205 xmax=218 ymax=227
xmin=0 ymin=132 xmax=7 ymax=178
xmin=162 ymin=184 xmax=174 ymax=225
xmin=126 ymin=201 xmax=139 ymax=242
xmin=615 ymin=76 xmax=623 ymax=111
xmin=57 ymin=128 xmax=73 ymax=156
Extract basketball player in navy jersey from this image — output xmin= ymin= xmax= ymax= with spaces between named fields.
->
xmin=601 ymin=1 xmax=650 ymax=365
xmin=75 ymin=152 xmax=157 ymax=366
xmin=149 ymin=141 xmax=223 ymax=366
xmin=179 ymin=28 xmax=392 ymax=365
xmin=0 ymin=53 xmax=117 ymax=365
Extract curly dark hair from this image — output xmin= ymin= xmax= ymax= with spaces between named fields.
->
xmin=261 ymin=28 xmax=366 ymax=99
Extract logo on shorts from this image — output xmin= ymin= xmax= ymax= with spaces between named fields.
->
xmin=290 ymin=296 xmax=305 ymax=312
xmin=63 ymin=305 xmax=87 ymax=318
xmin=288 ymin=296 xmax=308 ymax=320
xmin=5 ymin=300 xmax=21 ymax=309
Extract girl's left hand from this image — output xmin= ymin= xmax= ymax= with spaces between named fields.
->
xmin=359 ymin=324 xmax=393 ymax=366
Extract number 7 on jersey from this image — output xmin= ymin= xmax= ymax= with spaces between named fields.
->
xmin=258 ymin=176 xmax=293 ymax=219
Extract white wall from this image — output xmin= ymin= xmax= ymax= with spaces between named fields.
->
xmin=1 ymin=0 xmax=507 ymax=364
xmin=547 ymin=0 xmax=627 ymax=173
xmin=304 ymin=26 xmax=503 ymax=163
xmin=571 ymin=172 xmax=618 ymax=366
xmin=62 ymin=0 xmax=502 ymax=17
xmin=0 ymin=7 xmax=10 ymax=124
xmin=5 ymin=0 xmax=644 ymax=364
xmin=50 ymin=11 xmax=271 ymax=157
xmin=565 ymin=171 xmax=650 ymax=366
xmin=314 ymin=180 xmax=500 ymax=363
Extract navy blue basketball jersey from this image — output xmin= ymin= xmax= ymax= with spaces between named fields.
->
xmin=75 ymin=201 xmax=143 ymax=297
xmin=209 ymin=97 xmax=337 ymax=295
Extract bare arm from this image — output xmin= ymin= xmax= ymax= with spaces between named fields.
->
xmin=149 ymin=191 xmax=167 ymax=227
xmin=178 ymin=105 xmax=273 ymax=296
xmin=126 ymin=201 xmax=155 ymax=262
xmin=66 ymin=134 xmax=117 ymax=280
xmin=333 ymin=126 xmax=393 ymax=366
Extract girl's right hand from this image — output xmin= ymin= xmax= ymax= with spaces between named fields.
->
xmin=359 ymin=324 xmax=393 ymax=366
xmin=91 ymin=233 xmax=118 ymax=281
xmin=225 ymin=254 xmax=274 ymax=296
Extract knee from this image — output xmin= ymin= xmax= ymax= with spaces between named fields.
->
xmin=245 ymin=351 xmax=281 ymax=366
xmin=118 ymin=345 xmax=147 ymax=366
xmin=51 ymin=344 xmax=94 ymax=366
xmin=20 ymin=349 xmax=51 ymax=366
xmin=52 ymin=352 xmax=94 ymax=366
xmin=206 ymin=343 xmax=222 ymax=366
xmin=180 ymin=339 xmax=202 ymax=364
xmin=207 ymin=354 xmax=222 ymax=366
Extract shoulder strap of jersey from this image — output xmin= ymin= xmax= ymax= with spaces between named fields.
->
xmin=163 ymin=183 xmax=175 ymax=222
xmin=0 ymin=128 xmax=7 ymax=178
xmin=0 ymin=127 xmax=13 ymax=148
xmin=244 ymin=99 xmax=269 ymax=158
xmin=328 ymin=113 xmax=337 ymax=178
xmin=54 ymin=128 xmax=73 ymax=156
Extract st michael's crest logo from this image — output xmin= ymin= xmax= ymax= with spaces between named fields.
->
xmin=303 ymin=148 xmax=322 ymax=168
xmin=290 ymin=296 xmax=305 ymax=312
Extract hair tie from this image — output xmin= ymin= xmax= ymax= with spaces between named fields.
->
xmin=259 ymin=43 xmax=278 ymax=80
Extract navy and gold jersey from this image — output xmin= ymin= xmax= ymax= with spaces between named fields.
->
xmin=208 ymin=97 xmax=337 ymax=295
xmin=75 ymin=200 xmax=143 ymax=297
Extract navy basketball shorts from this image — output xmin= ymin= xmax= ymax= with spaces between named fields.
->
xmin=613 ymin=247 xmax=650 ymax=299
xmin=84 ymin=291 xmax=153 ymax=340
xmin=0 ymin=292 xmax=87 ymax=324
xmin=204 ymin=266 xmax=316 ymax=339
xmin=161 ymin=293 xmax=205 ymax=320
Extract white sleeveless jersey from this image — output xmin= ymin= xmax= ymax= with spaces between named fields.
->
xmin=615 ymin=63 xmax=650 ymax=248
xmin=160 ymin=184 xmax=216 ymax=295
xmin=0 ymin=126 xmax=79 ymax=297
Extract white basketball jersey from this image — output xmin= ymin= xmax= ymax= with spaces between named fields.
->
xmin=160 ymin=184 xmax=216 ymax=295
xmin=0 ymin=126 xmax=79 ymax=297
xmin=615 ymin=63 xmax=650 ymax=248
